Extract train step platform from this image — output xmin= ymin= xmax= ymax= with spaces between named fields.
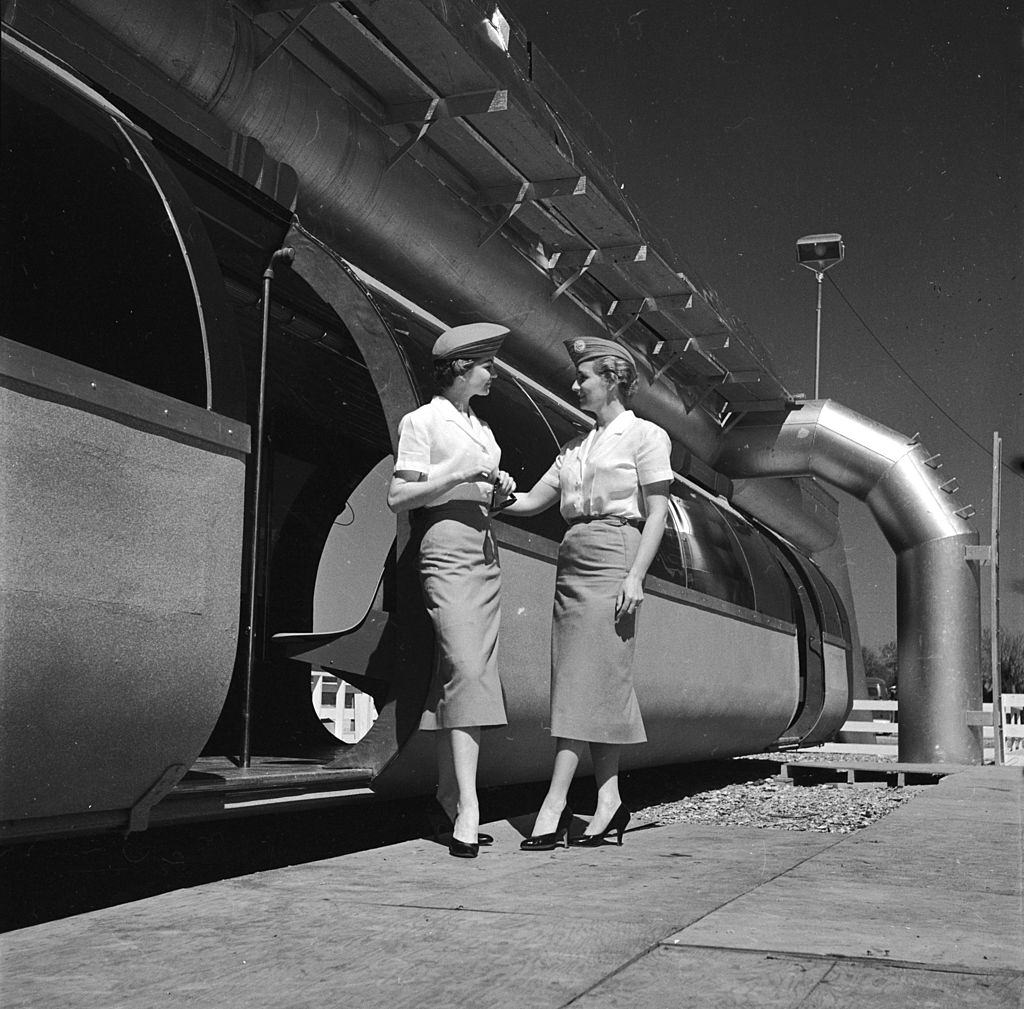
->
xmin=3 ymin=766 xmax=1021 ymax=1009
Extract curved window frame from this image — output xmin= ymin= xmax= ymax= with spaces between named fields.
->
xmin=1 ymin=32 xmax=244 ymax=421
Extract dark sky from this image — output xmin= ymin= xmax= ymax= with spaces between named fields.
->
xmin=507 ymin=0 xmax=1024 ymax=647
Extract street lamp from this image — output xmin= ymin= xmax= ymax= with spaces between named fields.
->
xmin=796 ymin=233 xmax=844 ymax=399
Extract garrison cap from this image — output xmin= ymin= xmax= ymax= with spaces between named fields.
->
xmin=564 ymin=336 xmax=636 ymax=367
xmin=432 ymin=322 xmax=509 ymax=360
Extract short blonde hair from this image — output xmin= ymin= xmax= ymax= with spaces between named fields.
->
xmin=595 ymin=355 xmax=639 ymax=401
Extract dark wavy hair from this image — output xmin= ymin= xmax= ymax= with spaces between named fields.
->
xmin=433 ymin=357 xmax=475 ymax=390
xmin=594 ymin=355 xmax=639 ymax=401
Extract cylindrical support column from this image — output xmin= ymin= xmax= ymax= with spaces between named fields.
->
xmin=896 ymin=533 xmax=982 ymax=764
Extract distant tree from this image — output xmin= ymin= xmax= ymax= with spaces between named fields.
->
xmin=862 ymin=640 xmax=897 ymax=691
xmin=981 ymin=628 xmax=1024 ymax=698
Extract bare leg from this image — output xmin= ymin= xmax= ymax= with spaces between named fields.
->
xmin=448 ymin=726 xmax=481 ymax=844
xmin=530 ymin=738 xmax=585 ymax=835
xmin=435 ymin=732 xmax=458 ymax=820
xmin=583 ymin=742 xmax=622 ymax=836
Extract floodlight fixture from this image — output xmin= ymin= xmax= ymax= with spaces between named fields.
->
xmin=796 ymin=233 xmax=844 ymax=275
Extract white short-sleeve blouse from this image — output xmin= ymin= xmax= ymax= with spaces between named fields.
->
xmin=540 ymin=410 xmax=672 ymax=521
xmin=394 ymin=396 xmax=501 ymax=507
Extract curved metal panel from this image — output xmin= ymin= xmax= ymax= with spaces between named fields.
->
xmin=0 ymin=386 xmax=244 ymax=829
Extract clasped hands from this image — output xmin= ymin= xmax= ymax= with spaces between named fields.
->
xmin=451 ymin=463 xmax=516 ymax=507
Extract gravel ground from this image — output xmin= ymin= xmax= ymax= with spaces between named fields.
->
xmin=630 ymin=753 xmax=926 ymax=835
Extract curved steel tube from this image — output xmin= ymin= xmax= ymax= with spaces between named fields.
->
xmin=716 ymin=400 xmax=982 ymax=764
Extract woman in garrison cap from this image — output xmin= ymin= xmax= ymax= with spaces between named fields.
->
xmin=387 ymin=322 xmax=516 ymax=859
xmin=502 ymin=337 xmax=671 ymax=849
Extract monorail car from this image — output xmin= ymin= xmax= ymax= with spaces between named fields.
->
xmin=0 ymin=25 xmax=855 ymax=843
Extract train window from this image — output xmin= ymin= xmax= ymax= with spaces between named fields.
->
xmin=721 ymin=513 xmax=794 ymax=622
xmin=650 ymin=485 xmax=753 ymax=609
xmin=0 ymin=55 xmax=208 ymax=406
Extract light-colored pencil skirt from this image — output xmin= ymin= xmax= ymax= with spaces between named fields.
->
xmin=416 ymin=501 xmax=507 ymax=730
xmin=550 ymin=520 xmax=646 ymax=744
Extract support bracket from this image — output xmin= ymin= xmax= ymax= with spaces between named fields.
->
xmin=127 ymin=764 xmax=187 ymax=834
xmin=384 ymin=91 xmax=508 ymax=172
xmin=385 ymin=90 xmax=509 ymax=125
xmin=964 ymin=544 xmax=992 ymax=564
xmin=253 ymin=3 xmax=320 ymax=73
xmin=476 ymin=176 xmax=587 ymax=206
xmin=478 ymin=181 xmax=530 ymax=246
xmin=549 ymin=249 xmax=599 ymax=300
xmin=607 ymin=293 xmax=694 ymax=316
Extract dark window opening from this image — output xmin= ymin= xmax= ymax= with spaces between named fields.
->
xmin=0 ymin=55 xmax=207 ymax=406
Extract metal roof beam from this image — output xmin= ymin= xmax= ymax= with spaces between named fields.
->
xmin=384 ymin=89 xmax=509 ymax=124
xmin=475 ymin=176 xmax=587 ymax=206
xmin=607 ymin=293 xmax=694 ymax=315
xmin=548 ymin=245 xmax=647 ymax=268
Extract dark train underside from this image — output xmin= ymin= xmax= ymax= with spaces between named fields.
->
xmin=0 ymin=26 xmax=855 ymax=843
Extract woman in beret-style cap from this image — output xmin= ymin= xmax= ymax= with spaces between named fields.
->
xmin=387 ymin=322 xmax=517 ymax=859
xmin=502 ymin=336 xmax=672 ymax=849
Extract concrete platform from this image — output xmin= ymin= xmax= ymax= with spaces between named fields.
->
xmin=3 ymin=767 xmax=1021 ymax=1008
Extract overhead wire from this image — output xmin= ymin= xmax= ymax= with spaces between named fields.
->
xmin=826 ymin=273 xmax=1022 ymax=482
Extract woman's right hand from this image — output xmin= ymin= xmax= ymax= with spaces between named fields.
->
xmin=456 ymin=464 xmax=495 ymax=485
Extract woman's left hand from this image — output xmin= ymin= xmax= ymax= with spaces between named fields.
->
xmin=489 ymin=469 xmax=516 ymax=508
xmin=494 ymin=470 xmax=516 ymax=496
xmin=615 ymin=573 xmax=644 ymax=620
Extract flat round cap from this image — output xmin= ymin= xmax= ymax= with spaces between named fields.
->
xmin=563 ymin=336 xmax=636 ymax=367
xmin=432 ymin=322 xmax=509 ymax=360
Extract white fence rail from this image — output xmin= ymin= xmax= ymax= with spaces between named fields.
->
xmin=818 ymin=694 xmax=1024 ymax=760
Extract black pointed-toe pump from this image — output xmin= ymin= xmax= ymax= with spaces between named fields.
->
xmin=569 ymin=804 xmax=631 ymax=847
xmin=519 ymin=804 xmax=574 ymax=851
xmin=448 ymin=836 xmax=480 ymax=859
xmin=433 ymin=801 xmax=494 ymax=846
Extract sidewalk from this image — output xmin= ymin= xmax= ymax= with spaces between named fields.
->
xmin=3 ymin=767 xmax=1021 ymax=1008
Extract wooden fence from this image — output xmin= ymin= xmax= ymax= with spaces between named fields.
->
xmin=817 ymin=694 xmax=1024 ymax=761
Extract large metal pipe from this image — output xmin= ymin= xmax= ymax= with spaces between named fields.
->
xmin=44 ymin=0 xmax=844 ymax=555
xmin=715 ymin=400 xmax=982 ymax=764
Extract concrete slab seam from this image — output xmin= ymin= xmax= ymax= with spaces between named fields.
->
xmin=556 ymin=936 xmax=669 ymax=1009
xmin=655 ymin=941 xmax=1024 ymax=980
xmin=665 ymin=832 xmax=848 ymax=935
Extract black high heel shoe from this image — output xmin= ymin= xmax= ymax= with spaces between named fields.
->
xmin=519 ymin=804 xmax=573 ymax=851
xmin=448 ymin=836 xmax=479 ymax=859
xmin=432 ymin=802 xmax=493 ymax=846
xmin=569 ymin=804 xmax=631 ymax=847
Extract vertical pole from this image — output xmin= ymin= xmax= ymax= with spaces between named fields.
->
xmin=814 ymin=271 xmax=823 ymax=400
xmin=241 ymin=246 xmax=294 ymax=768
xmin=991 ymin=431 xmax=1003 ymax=765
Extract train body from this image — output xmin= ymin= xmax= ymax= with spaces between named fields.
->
xmin=0 ymin=3 xmax=862 ymax=843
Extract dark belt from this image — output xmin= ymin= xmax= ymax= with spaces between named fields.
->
xmin=568 ymin=514 xmax=644 ymax=529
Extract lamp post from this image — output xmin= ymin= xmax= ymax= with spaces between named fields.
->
xmin=796 ymin=233 xmax=844 ymax=399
